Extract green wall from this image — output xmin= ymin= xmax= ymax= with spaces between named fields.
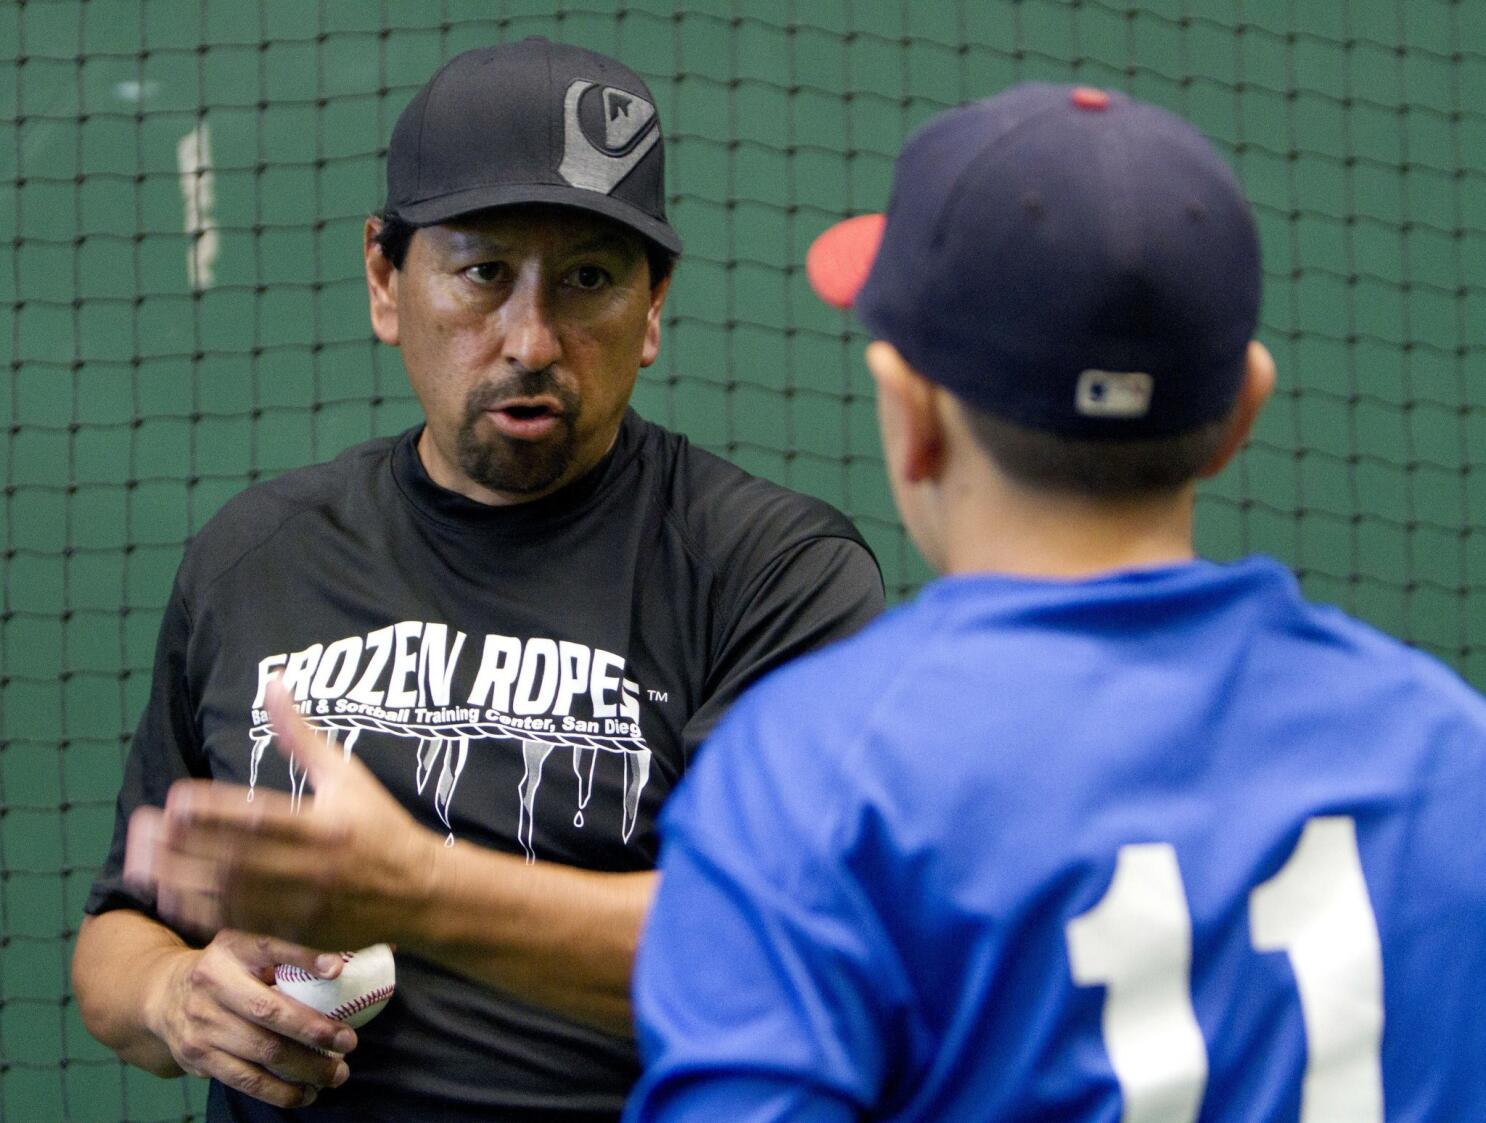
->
xmin=3 ymin=1 xmax=1483 ymax=1118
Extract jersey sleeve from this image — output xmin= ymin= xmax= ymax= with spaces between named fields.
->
xmin=628 ymin=687 xmax=914 ymax=1121
xmin=83 ymin=572 xmax=210 ymax=918
xmin=683 ymin=535 xmax=883 ymax=755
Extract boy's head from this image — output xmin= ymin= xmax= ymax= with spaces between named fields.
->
xmin=808 ymin=83 xmax=1266 ymax=503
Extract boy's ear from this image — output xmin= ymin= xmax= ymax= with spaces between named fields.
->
xmin=1199 ymin=340 xmax=1276 ymax=478
xmin=866 ymin=342 xmax=946 ymax=486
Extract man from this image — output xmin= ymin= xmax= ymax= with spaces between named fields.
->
xmin=72 ymin=38 xmax=883 ymax=1121
xmin=627 ymin=84 xmax=1486 ymax=1121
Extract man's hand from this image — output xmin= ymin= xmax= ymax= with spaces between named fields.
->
xmin=124 ymin=680 xmax=439 ymax=949
xmin=147 ymin=930 xmax=356 ymax=1109
xmin=123 ymin=679 xmax=653 ymax=1036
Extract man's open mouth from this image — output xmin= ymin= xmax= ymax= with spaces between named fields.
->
xmin=484 ymin=398 xmax=566 ymax=438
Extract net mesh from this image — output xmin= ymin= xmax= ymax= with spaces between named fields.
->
xmin=3 ymin=1 xmax=1484 ymax=1118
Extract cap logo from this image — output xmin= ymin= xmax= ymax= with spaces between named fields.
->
xmin=558 ymin=79 xmax=660 ymax=195
xmin=1076 ymin=370 xmax=1154 ymax=418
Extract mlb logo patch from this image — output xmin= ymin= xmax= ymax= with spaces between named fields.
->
xmin=1075 ymin=369 xmax=1154 ymax=418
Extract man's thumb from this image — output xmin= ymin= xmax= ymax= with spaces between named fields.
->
xmin=266 ymin=677 xmax=340 ymax=784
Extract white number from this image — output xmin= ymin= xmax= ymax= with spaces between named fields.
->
xmin=1250 ymin=816 xmax=1383 ymax=1121
xmin=1066 ymin=844 xmax=1207 ymax=1123
xmin=1066 ymin=817 xmax=1383 ymax=1121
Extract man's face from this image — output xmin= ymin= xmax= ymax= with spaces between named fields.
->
xmin=365 ymin=204 xmax=670 ymax=504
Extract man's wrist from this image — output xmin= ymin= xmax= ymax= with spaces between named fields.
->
xmin=132 ymin=943 xmax=196 ymax=1076
xmin=386 ymin=827 xmax=445 ymax=950
xmin=139 ymin=945 xmax=191 ymax=1040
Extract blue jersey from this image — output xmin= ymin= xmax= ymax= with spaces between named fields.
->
xmin=627 ymin=557 xmax=1486 ymax=1122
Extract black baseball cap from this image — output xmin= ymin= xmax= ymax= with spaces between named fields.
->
xmin=807 ymin=84 xmax=1261 ymax=438
xmin=385 ymin=37 xmax=682 ymax=254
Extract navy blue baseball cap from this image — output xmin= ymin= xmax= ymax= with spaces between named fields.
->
xmin=386 ymin=37 xmax=682 ymax=253
xmin=807 ymin=84 xmax=1261 ymax=437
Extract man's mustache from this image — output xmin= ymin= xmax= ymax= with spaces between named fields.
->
xmin=465 ymin=371 xmax=579 ymax=416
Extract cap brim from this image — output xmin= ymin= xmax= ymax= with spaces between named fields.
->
xmin=395 ymin=182 xmax=683 ymax=254
xmin=806 ymin=213 xmax=886 ymax=309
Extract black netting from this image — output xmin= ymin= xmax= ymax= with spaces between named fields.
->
xmin=3 ymin=1 xmax=1483 ymax=1118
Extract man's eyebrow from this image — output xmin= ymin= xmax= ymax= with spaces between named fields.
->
xmin=564 ymin=231 xmax=643 ymax=259
xmin=442 ymin=230 xmax=511 ymax=256
xmin=440 ymin=229 xmax=640 ymax=260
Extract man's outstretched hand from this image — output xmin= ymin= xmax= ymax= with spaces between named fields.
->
xmin=125 ymin=679 xmax=438 ymax=949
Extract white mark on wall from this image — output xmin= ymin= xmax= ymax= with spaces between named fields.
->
xmin=176 ymin=121 xmax=218 ymax=290
xmin=113 ymin=79 xmax=161 ymax=103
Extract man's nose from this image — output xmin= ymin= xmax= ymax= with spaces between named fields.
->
xmin=500 ymin=275 xmax=562 ymax=372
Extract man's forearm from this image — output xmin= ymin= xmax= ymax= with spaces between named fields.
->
xmin=72 ymin=910 xmax=194 ymax=1077
xmin=392 ymin=843 xmax=657 ymax=1037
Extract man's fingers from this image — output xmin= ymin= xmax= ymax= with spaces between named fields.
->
xmin=122 ymin=806 xmax=164 ymax=896
xmin=191 ymin=1047 xmax=329 ymax=1110
xmin=154 ymin=855 xmax=226 ymax=939
xmin=148 ymin=803 xmax=332 ymax=942
xmin=266 ymin=678 xmax=342 ymax=786
xmin=221 ymin=930 xmax=346 ymax=982
xmin=153 ymin=847 xmax=320 ymax=943
xmin=156 ymin=933 xmax=355 ymax=1110
xmin=152 ymin=830 xmax=296 ymax=940
xmin=164 ymin=778 xmax=294 ymax=826
xmin=196 ymin=933 xmax=360 ymax=1058
xmin=225 ymin=979 xmax=359 ymax=1060
xmin=216 ymin=1005 xmax=355 ymax=1081
xmin=150 ymin=809 xmax=263 ymax=937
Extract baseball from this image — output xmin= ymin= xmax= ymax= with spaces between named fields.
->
xmin=274 ymin=943 xmax=396 ymax=1029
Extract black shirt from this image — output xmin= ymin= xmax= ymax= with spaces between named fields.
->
xmin=86 ymin=412 xmax=884 ymax=1121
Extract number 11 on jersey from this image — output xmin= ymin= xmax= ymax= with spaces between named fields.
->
xmin=1065 ymin=816 xmax=1384 ymax=1122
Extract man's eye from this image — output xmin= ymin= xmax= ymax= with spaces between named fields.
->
xmin=567 ymin=265 xmax=610 ymax=290
xmin=464 ymin=262 xmax=509 ymax=285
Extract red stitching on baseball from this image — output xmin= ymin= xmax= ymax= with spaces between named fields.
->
xmin=328 ymin=984 xmax=395 ymax=1022
xmin=275 ymin=949 xmax=360 ymax=986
